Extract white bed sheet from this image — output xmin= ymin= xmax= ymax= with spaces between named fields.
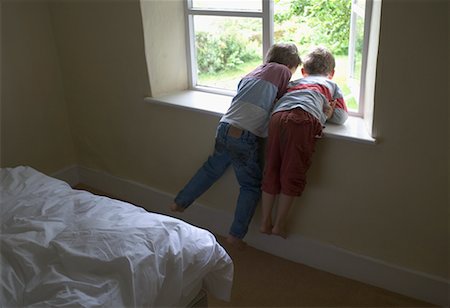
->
xmin=0 ymin=166 xmax=233 ymax=307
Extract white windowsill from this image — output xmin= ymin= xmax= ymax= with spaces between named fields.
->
xmin=145 ymin=90 xmax=376 ymax=144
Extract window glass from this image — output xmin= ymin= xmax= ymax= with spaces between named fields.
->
xmin=192 ymin=0 xmax=262 ymax=12
xmin=193 ymin=16 xmax=263 ymax=91
xmin=348 ymin=0 xmax=367 ymax=113
xmin=273 ymin=0 xmax=358 ymax=111
xmin=355 ymin=0 xmax=366 ymax=10
xmin=187 ymin=0 xmax=374 ymax=114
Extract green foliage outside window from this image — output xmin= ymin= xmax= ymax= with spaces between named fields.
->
xmin=275 ymin=0 xmax=351 ymax=56
xmin=195 ymin=0 xmax=353 ymax=101
xmin=196 ymin=32 xmax=260 ymax=74
xmin=196 ymin=0 xmax=351 ymax=75
xmin=195 ymin=18 xmax=261 ymax=76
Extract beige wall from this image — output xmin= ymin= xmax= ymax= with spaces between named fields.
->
xmin=49 ymin=0 xmax=152 ymax=178
xmin=1 ymin=0 xmax=448 ymax=280
xmin=140 ymin=0 xmax=188 ymax=96
xmin=1 ymin=1 xmax=76 ymax=172
xmin=1 ymin=1 xmax=76 ymax=174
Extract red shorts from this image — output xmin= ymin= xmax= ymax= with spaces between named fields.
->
xmin=262 ymin=108 xmax=323 ymax=196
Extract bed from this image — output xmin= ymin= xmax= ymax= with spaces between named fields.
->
xmin=0 ymin=166 xmax=233 ymax=307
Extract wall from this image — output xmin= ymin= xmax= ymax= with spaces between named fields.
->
xmin=140 ymin=0 xmax=188 ymax=96
xmin=0 ymin=1 xmax=2 ymax=165
xmin=4 ymin=0 xmax=448 ymax=285
xmin=49 ymin=1 xmax=153 ymax=180
xmin=1 ymin=1 xmax=76 ymax=173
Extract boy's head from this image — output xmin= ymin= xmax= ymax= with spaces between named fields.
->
xmin=302 ymin=46 xmax=335 ymax=78
xmin=265 ymin=43 xmax=301 ymax=72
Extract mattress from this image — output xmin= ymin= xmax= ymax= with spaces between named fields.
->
xmin=0 ymin=166 xmax=233 ymax=307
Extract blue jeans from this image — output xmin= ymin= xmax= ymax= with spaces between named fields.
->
xmin=174 ymin=122 xmax=262 ymax=239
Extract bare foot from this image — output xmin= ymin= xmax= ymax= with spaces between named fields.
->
xmin=259 ymin=222 xmax=273 ymax=235
xmin=226 ymin=235 xmax=247 ymax=250
xmin=271 ymin=225 xmax=288 ymax=239
xmin=169 ymin=203 xmax=185 ymax=213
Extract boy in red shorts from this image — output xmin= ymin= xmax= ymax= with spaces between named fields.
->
xmin=260 ymin=46 xmax=348 ymax=238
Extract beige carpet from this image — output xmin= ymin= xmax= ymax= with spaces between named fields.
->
xmin=74 ymin=184 xmax=433 ymax=307
xmin=208 ymin=236 xmax=433 ymax=307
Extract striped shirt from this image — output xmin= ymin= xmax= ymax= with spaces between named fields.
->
xmin=273 ymin=75 xmax=348 ymax=125
xmin=220 ymin=62 xmax=292 ymax=137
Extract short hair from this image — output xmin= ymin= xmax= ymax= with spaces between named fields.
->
xmin=265 ymin=43 xmax=302 ymax=69
xmin=302 ymin=46 xmax=335 ymax=75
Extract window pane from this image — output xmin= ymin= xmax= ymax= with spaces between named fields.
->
xmin=192 ymin=0 xmax=262 ymax=12
xmin=354 ymin=0 xmax=366 ymax=12
xmin=193 ymin=16 xmax=263 ymax=91
xmin=273 ymin=0 xmax=360 ymax=111
xmin=349 ymin=13 xmax=364 ymax=94
xmin=347 ymin=0 xmax=366 ymax=112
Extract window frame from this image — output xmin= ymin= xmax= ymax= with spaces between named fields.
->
xmin=348 ymin=0 xmax=375 ymax=116
xmin=184 ymin=0 xmax=376 ymax=118
xmin=184 ymin=0 xmax=273 ymax=96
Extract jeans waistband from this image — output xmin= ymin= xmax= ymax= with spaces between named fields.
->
xmin=218 ymin=122 xmax=259 ymax=141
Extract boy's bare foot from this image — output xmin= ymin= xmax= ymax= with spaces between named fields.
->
xmin=271 ymin=225 xmax=288 ymax=239
xmin=259 ymin=222 xmax=273 ymax=235
xmin=226 ymin=235 xmax=247 ymax=250
xmin=169 ymin=202 xmax=185 ymax=213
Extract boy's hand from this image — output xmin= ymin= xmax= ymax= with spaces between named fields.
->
xmin=324 ymin=100 xmax=337 ymax=119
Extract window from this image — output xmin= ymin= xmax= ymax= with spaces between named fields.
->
xmin=184 ymin=0 xmax=380 ymax=117
xmin=185 ymin=0 xmax=271 ymax=95
xmin=348 ymin=0 xmax=370 ymax=115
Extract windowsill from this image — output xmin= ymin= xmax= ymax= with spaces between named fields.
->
xmin=145 ymin=90 xmax=376 ymax=144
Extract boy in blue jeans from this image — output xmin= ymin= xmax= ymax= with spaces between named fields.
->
xmin=170 ymin=43 xmax=301 ymax=249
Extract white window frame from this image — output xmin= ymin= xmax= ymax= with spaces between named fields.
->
xmin=348 ymin=0 xmax=375 ymax=116
xmin=184 ymin=0 xmax=377 ymax=119
xmin=184 ymin=0 xmax=273 ymax=96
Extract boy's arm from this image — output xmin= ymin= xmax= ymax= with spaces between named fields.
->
xmin=327 ymin=97 xmax=348 ymax=124
xmin=324 ymin=100 xmax=336 ymax=120
xmin=327 ymin=85 xmax=349 ymax=125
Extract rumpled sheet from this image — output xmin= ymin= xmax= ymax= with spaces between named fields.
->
xmin=0 ymin=166 xmax=233 ymax=307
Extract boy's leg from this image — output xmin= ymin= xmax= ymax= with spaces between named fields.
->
xmin=227 ymin=132 xmax=262 ymax=248
xmin=272 ymin=109 xmax=322 ymax=237
xmin=170 ymin=152 xmax=230 ymax=211
xmin=260 ymin=192 xmax=276 ymax=234
xmin=260 ymin=113 xmax=284 ymax=234
xmin=172 ymin=124 xmax=231 ymax=211
xmin=227 ymin=165 xmax=261 ymax=249
xmin=272 ymin=193 xmax=295 ymax=238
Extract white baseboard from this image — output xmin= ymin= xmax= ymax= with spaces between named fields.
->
xmin=53 ymin=165 xmax=449 ymax=307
